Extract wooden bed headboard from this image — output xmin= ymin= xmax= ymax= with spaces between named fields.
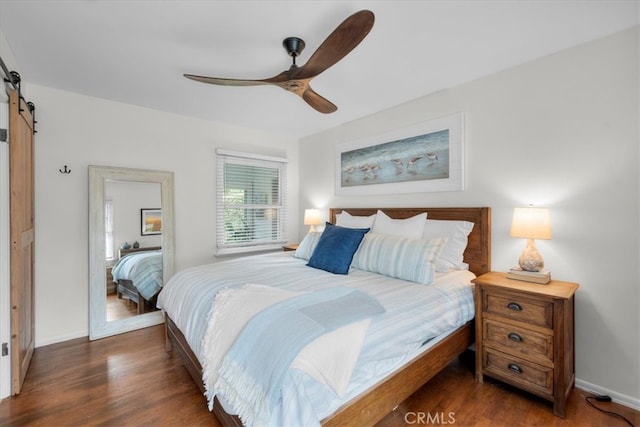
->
xmin=329 ymin=207 xmax=491 ymax=276
xmin=118 ymin=245 xmax=162 ymax=259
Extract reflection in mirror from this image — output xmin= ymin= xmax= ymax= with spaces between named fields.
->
xmin=89 ymin=166 xmax=175 ymax=340
xmin=105 ymin=180 xmax=162 ymax=321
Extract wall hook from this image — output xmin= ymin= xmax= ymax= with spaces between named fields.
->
xmin=59 ymin=165 xmax=71 ymax=174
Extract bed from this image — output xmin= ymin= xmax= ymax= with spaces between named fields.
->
xmin=112 ymin=246 xmax=163 ymax=314
xmin=159 ymin=207 xmax=490 ymax=427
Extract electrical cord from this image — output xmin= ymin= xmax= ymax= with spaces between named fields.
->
xmin=585 ymin=394 xmax=635 ymax=427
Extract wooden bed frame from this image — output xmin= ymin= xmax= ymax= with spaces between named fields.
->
xmin=164 ymin=207 xmax=491 ymax=426
xmin=116 ymin=246 xmax=162 ymax=314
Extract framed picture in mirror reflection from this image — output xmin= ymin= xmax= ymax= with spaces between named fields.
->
xmin=141 ymin=208 xmax=162 ymax=235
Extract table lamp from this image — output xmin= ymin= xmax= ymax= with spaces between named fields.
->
xmin=303 ymin=209 xmax=322 ymax=232
xmin=510 ymin=207 xmax=551 ymax=273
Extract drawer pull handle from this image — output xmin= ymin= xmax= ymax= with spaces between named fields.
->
xmin=508 ymin=363 xmax=523 ymax=374
xmin=508 ymin=332 xmax=523 ymax=342
xmin=507 ymin=302 xmax=522 ymax=311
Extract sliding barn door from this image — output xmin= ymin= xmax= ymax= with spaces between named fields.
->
xmin=8 ymin=89 xmax=35 ymax=394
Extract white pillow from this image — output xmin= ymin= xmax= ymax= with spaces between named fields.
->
xmin=294 ymin=231 xmax=322 ymax=260
xmin=422 ymin=219 xmax=474 ymax=271
xmin=372 ymin=209 xmax=427 ymax=239
xmin=352 ymin=233 xmax=446 ymax=285
xmin=335 ymin=211 xmax=376 ymax=229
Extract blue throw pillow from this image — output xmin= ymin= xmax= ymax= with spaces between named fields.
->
xmin=307 ymin=222 xmax=369 ymax=274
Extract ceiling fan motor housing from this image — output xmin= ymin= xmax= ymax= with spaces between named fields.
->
xmin=283 ymin=37 xmax=305 ymax=60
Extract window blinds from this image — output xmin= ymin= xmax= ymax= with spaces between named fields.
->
xmin=216 ymin=149 xmax=288 ymax=255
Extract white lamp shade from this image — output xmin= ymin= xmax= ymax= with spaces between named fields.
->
xmin=510 ymin=207 xmax=552 ymax=240
xmin=303 ymin=209 xmax=322 ymax=226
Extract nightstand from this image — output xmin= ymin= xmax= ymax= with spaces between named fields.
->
xmin=282 ymin=243 xmax=299 ymax=252
xmin=473 ymin=271 xmax=578 ymax=418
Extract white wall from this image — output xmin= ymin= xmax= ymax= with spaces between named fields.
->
xmin=29 ymin=84 xmax=299 ymax=346
xmin=106 ymin=180 xmax=162 ymax=255
xmin=299 ymin=28 xmax=639 ymax=406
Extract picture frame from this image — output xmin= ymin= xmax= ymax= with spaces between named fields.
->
xmin=141 ymin=208 xmax=162 ymax=235
xmin=335 ymin=113 xmax=464 ymax=195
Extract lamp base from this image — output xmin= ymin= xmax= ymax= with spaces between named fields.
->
xmin=518 ymin=238 xmax=544 ymax=272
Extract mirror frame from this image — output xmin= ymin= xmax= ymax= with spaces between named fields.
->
xmin=89 ymin=165 xmax=175 ymax=340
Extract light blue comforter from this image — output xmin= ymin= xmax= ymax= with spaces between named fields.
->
xmin=112 ymin=250 xmax=162 ymax=300
xmin=158 ymin=252 xmax=475 ymax=426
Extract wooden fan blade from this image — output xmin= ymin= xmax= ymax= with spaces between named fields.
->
xmin=185 ymin=68 xmax=295 ymax=85
xmin=295 ymin=10 xmax=374 ymax=80
xmin=184 ymin=74 xmax=278 ymax=87
xmin=302 ymin=87 xmax=337 ymax=114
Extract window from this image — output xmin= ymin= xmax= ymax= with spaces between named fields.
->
xmin=216 ymin=149 xmax=287 ymax=255
xmin=105 ymin=198 xmax=115 ymax=264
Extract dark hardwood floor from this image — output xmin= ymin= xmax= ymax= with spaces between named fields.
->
xmin=1 ymin=324 xmax=637 ymax=426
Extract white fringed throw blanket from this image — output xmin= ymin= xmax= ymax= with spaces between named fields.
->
xmin=201 ymin=284 xmax=385 ymax=427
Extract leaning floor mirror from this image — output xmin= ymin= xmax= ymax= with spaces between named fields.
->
xmin=88 ymin=165 xmax=175 ymax=340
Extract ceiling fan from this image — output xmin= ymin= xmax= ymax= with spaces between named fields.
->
xmin=183 ymin=10 xmax=375 ymax=114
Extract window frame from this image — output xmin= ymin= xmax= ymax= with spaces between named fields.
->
xmin=215 ymin=149 xmax=288 ymax=256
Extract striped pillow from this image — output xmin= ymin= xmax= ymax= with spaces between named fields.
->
xmin=294 ymin=231 xmax=323 ymax=260
xmin=352 ymin=233 xmax=446 ymax=285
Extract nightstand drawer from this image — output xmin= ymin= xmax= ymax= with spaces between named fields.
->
xmin=484 ymin=290 xmax=553 ymax=329
xmin=483 ymin=319 xmax=553 ymax=365
xmin=483 ymin=348 xmax=553 ymax=397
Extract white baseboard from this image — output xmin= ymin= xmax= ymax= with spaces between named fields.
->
xmin=576 ymin=378 xmax=640 ymax=411
xmin=35 ymin=330 xmax=88 ymax=348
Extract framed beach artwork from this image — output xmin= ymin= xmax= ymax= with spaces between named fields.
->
xmin=335 ymin=113 xmax=464 ymax=195
xmin=141 ymin=208 xmax=162 ymax=235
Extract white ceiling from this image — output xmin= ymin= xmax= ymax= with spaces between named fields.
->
xmin=1 ymin=1 xmax=638 ymax=139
